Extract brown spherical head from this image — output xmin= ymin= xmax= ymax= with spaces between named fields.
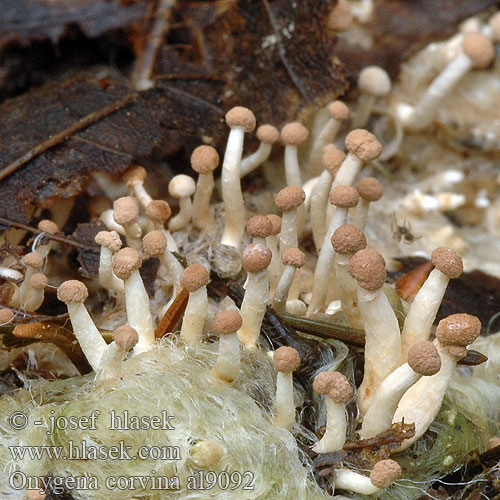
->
xmin=330 ymin=185 xmax=359 ymax=208
xmin=113 ymin=196 xmax=139 ymax=225
xmin=213 ymin=310 xmax=243 ymax=335
xmin=191 ymin=145 xmax=220 ymax=174
xmin=38 ymin=219 xmax=58 ymax=234
xmin=370 ymin=459 xmax=402 ymax=488
xmin=275 ymin=186 xmax=306 ymax=212
xmin=407 ymin=341 xmax=441 ymax=376
xmin=322 ymin=146 xmax=346 ymax=176
xmin=142 ymin=230 xmax=167 ymax=258
xmin=30 ymin=273 xmax=48 ymax=290
xmin=331 ymin=224 xmax=367 ymax=255
xmin=463 ymin=34 xmax=495 ymax=68
xmin=328 ymin=100 xmax=350 ymax=121
xmin=280 ymin=122 xmax=309 ymax=145
xmin=431 ymin=247 xmax=463 ymax=278
xmin=256 ymin=124 xmax=280 ymax=144
xmin=266 ymin=214 xmax=282 ymax=235
xmin=436 ymin=313 xmax=481 ymax=346
xmin=348 ymin=248 xmax=387 ymax=291
xmin=247 ymin=215 xmax=273 ymax=238
xmin=442 ymin=344 xmax=468 ymax=360
xmin=328 ymin=372 xmax=353 ymax=404
xmin=489 ymin=12 xmax=500 ymax=42
xmin=95 ymin=231 xmax=122 ymax=252
xmin=180 ymin=264 xmax=210 ymax=292
xmin=146 ymin=200 xmax=171 ymax=223
xmin=313 ymin=371 xmax=336 ymax=395
xmin=0 ymin=308 xmax=15 ymax=324
xmin=113 ymin=325 xmax=139 ymax=351
xmin=273 ymin=346 xmax=300 ymax=372
xmin=241 ymin=244 xmax=272 ymax=273
xmin=23 ymin=252 xmax=44 ymax=269
xmin=123 ymin=165 xmax=147 ymax=185
xmin=282 ymin=247 xmax=305 ymax=268
xmin=168 ymin=175 xmax=196 ymax=199
xmin=358 ymin=66 xmax=391 ymax=96
xmin=112 ymin=247 xmax=142 ymax=280
xmin=356 ymin=177 xmax=383 ymax=201
xmin=225 ymin=106 xmax=256 ymax=132
xmin=345 ymin=129 xmax=383 ymax=162
xmin=57 ymin=280 xmax=89 ymax=304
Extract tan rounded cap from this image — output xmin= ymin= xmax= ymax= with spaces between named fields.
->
xmin=443 ymin=344 xmax=468 ymax=360
xmin=123 ymin=165 xmax=147 ymax=185
xmin=330 ymin=185 xmax=359 ymax=208
xmin=146 ymin=200 xmax=171 ymax=222
xmin=463 ymin=34 xmax=495 ymax=68
xmin=275 ymin=186 xmax=306 ymax=212
xmin=225 ymin=106 xmax=256 ymax=132
xmin=142 ymin=230 xmax=167 ymax=258
xmin=57 ymin=280 xmax=89 ymax=304
xmin=348 ymin=248 xmax=386 ymax=291
xmin=180 ymin=264 xmax=210 ymax=292
xmin=213 ymin=310 xmax=242 ymax=335
xmin=26 ymin=489 xmax=47 ymax=500
xmin=328 ymin=372 xmax=353 ymax=404
xmin=327 ymin=0 xmax=353 ymax=32
xmin=280 ymin=122 xmax=309 ymax=145
xmin=95 ymin=230 xmax=122 ymax=252
xmin=23 ymin=252 xmax=44 ymax=269
xmin=241 ymin=243 xmax=272 ymax=273
xmin=113 ymin=325 xmax=139 ymax=351
xmin=407 ymin=341 xmax=441 ymax=376
xmin=38 ymin=219 xmax=58 ymax=234
xmin=436 ymin=313 xmax=481 ymax=346
xmin=345 ymin=129 xmax=383 ymax=162
xmin=331 ymin=224 xmax=367 ymax=255
xmin=266 ymin=214 xmax=282 ymax=235
xmin=358 ymin=66 xmax=391 ymax=96
xmin=312 ymin=371 xmax=336 ymax=395
xmin=168 ymin=174 xmax=196 ymax=199
xmin=328 ymin=100 xmax=350 ymax=121
xmin=247 ymin=215 xmax=273 ymax=238
xmin=370 ymin=459 xmax=402 ymax=489
xmin=30 ymin=273 xmax=48 ymax=290
xmin=0 ymin=308 xmax=15 ymax=324
xmin=191 ymin=145 xmax=220 ymax=174
xmin=112 ymin=247 xmax=142 ymax=280
xmin=322 ymin=146 xmax=346 ymax=176
xmin=282 ymin=247 xmax=305 ymax=268
xmin=113 ymin=196 xmax=139 ymax=225
xmin=488 ymin=437 xmax=500 ymax=449
xmin=489 ymin=12 xmax=500 ymax=42
xmin=356 ymin=177 xmax=383 ymax=201
xmin=431 ymin=247 xmax=463 ymax=278
xmin=273 ymin=346 xmax=300 ymax=372
xmin=256 ymin=124 xmax=280 ymax=144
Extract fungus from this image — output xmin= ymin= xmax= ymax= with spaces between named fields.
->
xmin=240 ymin=124 xmax=279 ymax=178
xmin=190 ymin=441 xmax=225 ymax=469
xmin=246 ymin=215 xmax=273 ymax=246
xmin=220 ymin=106 xmax=256 ymax=248
xmin=212 ymin=310 xmax=242 ymax=384
xmin=266 ymin=214 xmax=282 ymax=294
xmin=275 ymin=186 xmax=306 ymax=251
xmin=35 ymin=219 xmax=59 ymax=258
xmin=0 ymin=308 xmax=15 ymax=325
xmin=94 ymin=230 xmax=124 ymax=294
xmin=25 ymin=489 xmax=46 ymax=500
xmin=168 ymin=174 xmax=196 ymax=232
xmin=273 ymin=346 xmax=300 ymax=430
xmin=180 ymin=264 xmax=210 ymax=344
xmin=123 ymin=166 xmax=152 ymax=209
xmin=273 ymin=247 xmax=305 ymax=314
xmin=352 ymin=177 xmax=383 ymax=231
xmin=113 ymin=196 xmax=142 ymax=250
xmin=24 ymin=273 xmax=48 ymax=312
xmin=237 ymin=243 xmax=272 ymax=350
xmin=488 ymin=11 xmax=500 ymax=42
xmin=57 ymin=280 xmax=107 ymax=371
xmin=99 ymin=208 xmax=126 ymax=235
xmin=401 ymin=247 xmax=463 ymax=358
xmin=190 ymin=145 xmax=220 ymax=230
xmin=10 ymin=252 xmax=44 ymax=308
xmin=145 ymin=200 xmax=178 ymax=251
xmin=112 ymin=247 xmax=155 ymax=354
xmin=360 ymin=341 xmax=441 ymax=439
xmin=308 ymin=185 xmax=359 ymax=315
xmin=280 ymin=122 xmax=309 ymax=187
xmin=312 ymin=371 xmax=353 ymax=453
xmin=348 ymin=249 xmax=401 ymax=414
xmin=327 ymin=0 xmax=353 ymax=33
xmin=395 ymin=34 xmax=495 ymax=130
xmin=0 ymin=267 xmax=23 ymax=281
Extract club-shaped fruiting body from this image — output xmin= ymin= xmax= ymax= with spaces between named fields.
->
xmin=395 ymin=34 xmax=495 ymax=131
xmin=308 ymin=185 xmax=359 ymax=315
xmin=191 ymin=145 xmax=220 ymax=230
xmin=94 ymin=230 xmax=124 ymax=293
xmin=327 ymin=0 xmax=353 ymax=33
xmin=36 ymin=219 xmax=59 ymax=258
xmin=353 ymin=177 xmax=383 ymax=231
xmin=221 ymin=106 xmax=256 ymax=248
xmin=24 ymin=273 xmax=48 ymax=312
xmin=57 ymin=280 xmax=107 ymax=371
xmin=273 ymin=346 xmax=300 ymax=430
xmin=237 ymin=244 xmax=272 ymax=350
xmin=401 ymin=247 xmax=463 ymax=358
xmin=113 ymin=196 xmax=142 ymax=249
xmin=330 ymin=224 xmax=367 ymax=329
xmin=280 ymin=122 xmax=309 ymax=187
xmin=332 ymin=459 xmax=402 ymax=495
xmin=273 ymin=248 xmax=305 ymax=314
xmin=145 ymin=200 xmax=178 ymax=252
xmin=240 ymin=124 xmax=279 ymax=178
xmin=10 ymin=252 xmax=44 ymax=308
xmin=312 ymin=371 xmax=353 ymax=453
xmin=348 ymin=249 xmax=401 ymax=414
xmin=168 ymin=174 xmax=196 ymax=232
xmin=266 ymin=214 xmax=282 ymax=294
xmin=0 ymin=308 xmax=15 ymax=325
xmin=246 ymin=215 xmax=273 ymax=246
xmin=123 ymin=166 xmax=151 ymax=209
xmin=275 ymin=186 xmax=306 ymax=251
xmin=393 ymin=313 xmax=481 ymax=451
xmin=112 ymin=247 xmax=155 ymax=354
xmin=360 ymin=341 xmax=441 ymax=439
xmin=180 ymin=264 xmax=210 ymax=344
xmin=212 ymin=310 xmax=242 ymax=384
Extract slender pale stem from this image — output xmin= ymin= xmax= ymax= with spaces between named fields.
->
xmin=169 ymin=197 xmax=193 ymax=232
xmin=192 ymin=173 xmax=215 ymax=230
xmin=213 ymin=332 xmax=240 ymax=383
xmin=312 ymin=398 xmax=346 ymax=453
xmin=273 ymin=265 xmax=296 ymax=313
xmin=274 ymin=371 xmax=296 ymax=430
xmin=180 ymin=287 xmax=207 ymax=344
xmin=240 ymin=143 xmax=272 ymax=177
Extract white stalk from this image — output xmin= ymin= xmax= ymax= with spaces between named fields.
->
xmin=180 ymin=287 xmax=207 ymax=344
xmin=213 ymin=332 xmax=240 ymax=383
xmin=192 ymin=173 xmax=215 ymax=230
xmin=333 ymin=469 xmax=380 ymax=495
xmin=307 ymin=120 xmax=342 ymax=177
xmin=274 ymin=371 xmax=295 ymax=430
xmin=279 ymin=211 xmax=298 ymax=250
xmin=11 ymin=267 xmax=36 ymax=308
xmin=352 ymin=93 xmax=376 ymax=129
xmin=312 ymin=398 xmax=347 ymax=453
xmin=310 ymin=170 xmax=334 ymax=251
xmin=24 ymin=288 xmax=44 ymax=312
xmin=170 ymin=196 xmax=193 ymax=232
xmin=240 ymin=143 xmax=272 ymax=178
xmin=352 ymin=198 xmax=370 ymax=231
xmin=267 ymin=234 xmax=281 ymax=295
xmin=131 ymin=183 xmax=152 ymax=210
xmin=284 ymin=145 xmax=305 ymax=234
xmin=158 ymin=251 xmax=183 ymax=294
xmin=96 ymin=342 xmax=124 ymax=382
xmin=99 ymin=209 xmax=126 ymax=235
xmin=335 ymin=254 xmax=363 ymax=329
xmin=273 ymin=265 xmax=296 ymax=313
xmin=98 ymin=247 xmax=124 ymax=293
